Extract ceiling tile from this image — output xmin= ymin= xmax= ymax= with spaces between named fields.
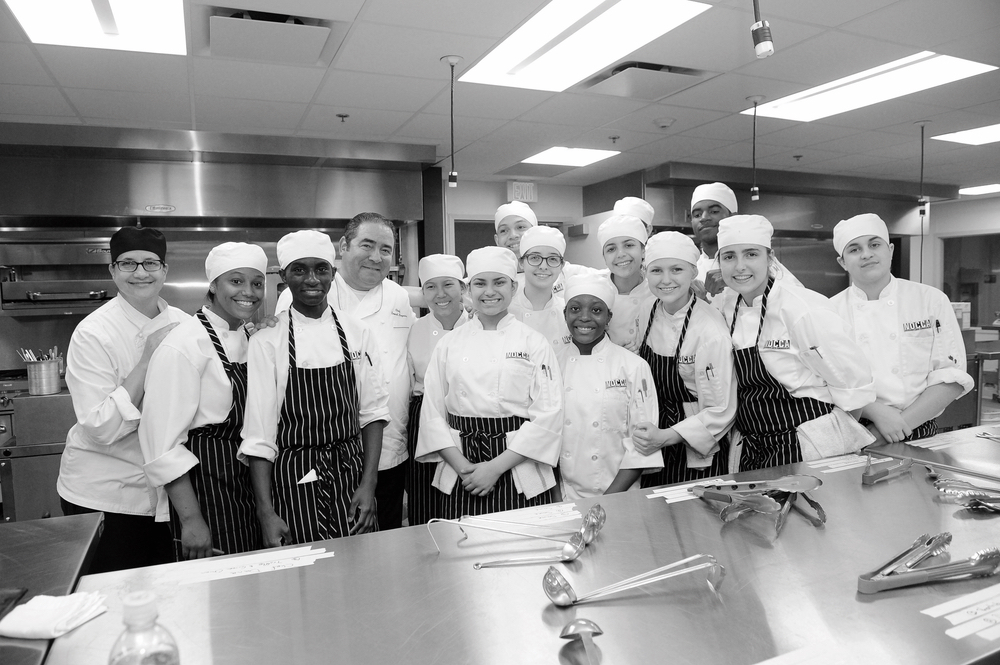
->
xmin=661 ymin=73 xmax=805 ymax=113
xmin=517 ymin=93 xmax=649 ymax=127
xmin=934 ymin=24 xmax=1000 ymax=67
xmin=810 ymin=131 xmax=914 ymax=154
xmin=0 ymin=84 xmax=74 ymax=116
xmin=191 ymin=0 xmax=366 ymax=21
xmin=798 ymin=153 xmax=897 ymax=173
xmin=334 ymin=22 xmax=497 ymax=80
xmin=0 ymin=5 xmax=26 ymax=42
xmin=450 ymin=139 xmax=531 ymax=177
xmin=38 ymin=45 xmax=187 ymax=93
xmin=964 ymin=99 xmax=1000 ymax=118
xmin=602 ymin=103 xmax=728 ymax=137
xmin=633 ymin=134 xmax=733 ymax=159
xmin=423 ymin=83 xmax=552 ymax=120
xmin=840 ymin=0 xmax=1000 ymax=49
xmin=760 ymin=122 xmax=860 ymax=148
xmin=751 ymin=0 xmax=899 ymax=27
xmin=756 ymin=147 xmax=847 ymax=168
xmin=680 ymin=113 xmax=797 ymax=142
xmin=693 ymin=140 xmax=789 ymax=166
xmin=882 ymin=110 xmax=1000 ymax=139
xmin=195 ymin=96 xmax=308 ymax=130
xmin=300 ymin=104 xmax=413 ymax=136
xmin=551 ymin=153 xmax=665 ymax=188
xmin=897 ymin=70 xmax=1000 ymax=111
xmin=65 ymin=88 xmax=190 ymax=123
xmin=818 ymin=99 xmax=952 ymax=132
xmin=315 ymin=70 xmax=445 ymax=111
xmin=0 ymin=43 xmax=53 ymax=85
xmin=393 ymin=113 xmax=506 ymax=148
xmin=192 ymin=58 xmax=326 ymax=103
xmin=569 ymin=128 xmax=666 ymax=152
xmin=483 ymin=120 xmax=586 ymax=149
xmin=357 ymin=0 xmax=546 ymax=38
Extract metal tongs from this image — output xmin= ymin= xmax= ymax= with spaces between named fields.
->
xmin=933 ymin=479 xmax=1000 ymax=513
xmin=690 ymin=475 xmax=825 ymax=526
xmin=858 ymin=532 xmax=1000 ymax=593
xmin=862 ymin=453 xmax=913 ymax=485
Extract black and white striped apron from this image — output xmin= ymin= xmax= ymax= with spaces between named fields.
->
xmin=639 ymin=298 xmax=729 ymax=488
xmin=405 ymin=394 xmax=439 ymax=525
xmin=170 ymin=308 xmax=261 ymax=558
xmin=730 ymin=278 xmax=832 ymax=471
xmin=443 ymin=413 xmax=552 ymax=518
xmin=272 ymin=308 xmax=372 ymax=544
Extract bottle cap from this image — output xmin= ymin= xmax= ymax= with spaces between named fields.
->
xmin=121 ymin=591 xmax=158 ymax=626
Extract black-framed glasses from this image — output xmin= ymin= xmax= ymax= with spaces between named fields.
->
xmin=524 ymin=253 xmax=563 ymax=268
xmin=114 ymin=259 xmax=164 ymax=272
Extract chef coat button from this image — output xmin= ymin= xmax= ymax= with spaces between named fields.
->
xmin=525 ymin=313 xmax=531 ymax=318
xmin=592 ymin=422 xmax=599 ymax=428
xmin=594 ymin=388 xmax=599 ymax=393
xmin=566 ymin=386 xmax=572 ymax=392
xmin=598 ymin=358 xmax=604 ymax=363
xmin=889 ymin=333 xmax=897 ymax=340
xmin=892 ymin=367 xmax=900 ymax=374
xmin=591 ymin=454 xmax=599 ymax=460
xmin=463 ymin=357 xmax=468 ymax=362
xmin=887 ymin=300 xmax=894 ymax=305
xmin=565 ymin=419 xmax=572 ymax=425
xmin=461 ymin=390 xmax=467 ymax=396
xmin=570 ymin=358 xmax=576 ymax=363
xmin=629 ymin=328 xmax=635 ymax=334
xmin=491 ymin=358 xmax=497 ymax=363
xmin=488 ymin=391 xmax=495 ymax=397
xmin=499 ymin=331 xmax=505 ymax=335
xmin=631 ymin=298 xmax=637 ymax=304
xmin=432 ymin=330 xmax=438 ymax=336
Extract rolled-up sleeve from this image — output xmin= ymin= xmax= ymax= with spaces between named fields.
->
xmin=673 ymin=332 xmax=736 ymax=456
xmin=239 ymin=329 xmax=281 ymax=463
xmin=139 ymin=345 xmax=201 ymax=487
xmin=793 ymin=309 xmax=876 ymax=411
xmin=506 ymin=339 xmax=563 ymax=467
xmin=356 ymin=326 xmax=391 ymax=429
xmin=928 ymin=293 xmax=974 ymax=396
xmin=66 ymin=328 xmax=142 ymax=446
xmin=621 ymin=359 xmax=661 ymax=469
xmin=416 ymin=341 xmax=460 ymax=462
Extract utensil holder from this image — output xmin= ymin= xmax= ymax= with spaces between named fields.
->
xmin=27 ymin=359 xmax=60 ymax=395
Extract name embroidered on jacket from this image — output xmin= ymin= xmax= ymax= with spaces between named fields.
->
xmin=677 ymin=355 xmax=695 ymax=364
xmin=762 ymin=339 xmax=791 ymax=349
xmin=605 ymin=379 xmax=627 ymax=388
xmin=507 ymin=351 xmax=530 ymax=360
xmin=903 ymin=318 xmax=932 ymax=332
xmin=349 ymin=350 xmax=363 ymax=361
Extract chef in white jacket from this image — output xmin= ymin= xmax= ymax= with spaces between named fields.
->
xmin=556 ymin=274 xmax=661 ymax=499
xmin=509 ymin=225 xmax=572 ymax=351
xmin=598 ymin=214 xmax=655 ymax=351
xmin=830 ymin=214 xmax=973 ymax=444
xmin=274 ymin=213 xmax=414 ymax=530
xmin=416 ymin=246 xmax=563 ymax=518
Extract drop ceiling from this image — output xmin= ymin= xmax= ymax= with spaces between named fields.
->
xmin=0 ymin=0 xmax=998 ymax=192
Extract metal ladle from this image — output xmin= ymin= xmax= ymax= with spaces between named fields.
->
xmin=560 ymin=618 xmax=603 ymax=665
xmin=427 ymin=504 xmax=607 ymax=552
xmin=463 ymin=504 xmax=607 ymax=544
xmin=543 ymin=554 xmax=725 ymax=607
xmin=474 ymin=532 xmax=587 ymax=569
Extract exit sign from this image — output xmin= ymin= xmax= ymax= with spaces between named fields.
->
xmin=507 ymin=181 xmax=537 ymax=203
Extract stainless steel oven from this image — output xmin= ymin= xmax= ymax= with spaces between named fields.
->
xmin=0 ymin=240 xmax=117 ymax=316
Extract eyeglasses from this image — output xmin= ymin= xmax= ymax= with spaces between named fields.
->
xmin=524 ymin=253 xmax=563 ymax=268
xmin=114 ymin=259 xmax=164 ymax=272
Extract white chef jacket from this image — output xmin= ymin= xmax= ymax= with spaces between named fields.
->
xmin=638 ymin=297 xmax=737 ymax=459
xmin=509 ymin=288 xmax=572 ymax=351
xmin=722 ymin=280 xmax=876 ymax=412
xmin=57 ymin=295 xmax=189 ymax=517
xmin=606 ymin=275 xmax=656 ymax=350
xmin=276 ymin=273 xmax=415 ymax=470
xmin=139 ymin=308 xmax=248 ymax=521
xmin=416 ymin=314 xmax=563 ymax=482
xmin=555 ymin=337 xmax=661 ymax=500
xmin=407 ymin=312 xmax=467 ymax=396
xmin=711 ymin=259 xmax=804 ymax=314
xmin=239 ymin=307 xmax=390 ymax=463
xmin=831 ymin=276 xmax=973 ymax=411
xmin=515 ymin=259 xmax=603 ymax=297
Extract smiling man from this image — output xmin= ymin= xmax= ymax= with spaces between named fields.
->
xmin=690 ymin=182 xmax=738 ymax=299
xmin=830 ymin=214 xmax=973 ymax=445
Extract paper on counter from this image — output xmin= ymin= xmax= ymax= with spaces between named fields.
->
xmin=921 ymin=581 xmax=1000 ymax=642
xmin=804 ymin=454 xmax=886 ymax=473
xmin=646 ymin=477 xmax=731 ymax=504
xmin=467 ymin=502 xmax=581 ymax=525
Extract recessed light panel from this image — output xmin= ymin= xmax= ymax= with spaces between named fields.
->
xmin=742 ymin=52 xmax=996 ymax=122
xmin=523 ymin=147 xmax=619 ymax=167
xmin=933 ymin=123 xmax=1000 ymax=146
xmin=5 ymin=0 xmax=186 ymax=55
xmin=959 ymin=184 xmax=1000 ymax=196
xmin=460 ymin=0 xmax=710 ymax=92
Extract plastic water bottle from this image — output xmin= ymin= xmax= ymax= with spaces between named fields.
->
xmin=108 ymin=591 xmax=180 ymax=665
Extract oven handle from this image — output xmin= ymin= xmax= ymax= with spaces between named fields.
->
xmin=26 ymin=290 xmax=108 ymax=301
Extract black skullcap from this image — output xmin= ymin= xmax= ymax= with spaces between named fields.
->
xmin=110 ymin=226 xmax=167 ymax=262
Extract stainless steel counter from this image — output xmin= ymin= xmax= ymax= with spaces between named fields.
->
xmin=46 ymin=440 xmax=1000 ymax=665
xmin=869 ymin=425 xmax=1000 ymax=482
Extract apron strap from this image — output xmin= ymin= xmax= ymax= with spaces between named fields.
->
xmin=197 ymin=308 xmax=233 ymax=366
xmin=674 ymin=296 xmax=696 ymax=357
xmin=729 ymin=277 xmax=775 ymax=347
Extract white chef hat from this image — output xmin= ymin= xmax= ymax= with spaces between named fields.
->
xmin=418 ymin=254 xmax=465 ymax=284
xmin=276 ymin=230 xmax=336 ymax=269
xmin=644 ymin=231 xmax=700 ymax=267
xmin=691 ymin=182 xmax=738 ymax=214
xmin=564 ymin=274 xmax=617 ymax=311
xmin=613 ymin=197 xmax=655 ymax=225
xmin=205 ymin=242 xmax=269 ymax=283
xmin=833 ymin=213 xmax=890 ymax=256
xmin=494 ymin=201 xmax=538 ymax=230
xmin=717 ymin=214 xmax=773 ymax=249
xmin=598 ymin=214 xmax=648 ymax=250
xmin=466 ymin=246 xmax=518 ymax=282
xmin=519 ymin=225 xmax=566 ymax=256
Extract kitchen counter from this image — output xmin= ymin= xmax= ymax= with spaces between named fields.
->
xmin=45 ymin=433 xmax=1000 ymax=665
xmin=0 ymin=513 xmax=102 ymax=665
xmin=868 ymin=425 xmax=1000 ymax=482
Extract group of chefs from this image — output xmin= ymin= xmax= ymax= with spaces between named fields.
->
xmin=54 ymin=187 xmax=973 ymax=574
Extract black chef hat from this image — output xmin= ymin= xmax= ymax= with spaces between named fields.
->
xmin=110 ymin=226 xmax=167 ymax=262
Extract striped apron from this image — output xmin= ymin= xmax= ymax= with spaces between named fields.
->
xmin=639 ymin=299 xmax=728 ymax=488
xmin=405 ymin=394 xmax=439 ymax=525
xmin=443 ymin=413 xmax=552 ymax=518
xmin=272 ymin=308 xmax=372 ymax=544
xmin=730 ymin=278 xmax=832 ymax=471
xmin=170 ymin=309 xmax=261 ymax=558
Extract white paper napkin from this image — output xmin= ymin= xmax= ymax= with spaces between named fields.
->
xmin=0 ymin=592 xmax=107 ymax=639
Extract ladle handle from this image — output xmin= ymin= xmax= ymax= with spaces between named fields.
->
xmin=475 ymin=553 xmax=564 ymax=568
xmin=577 ymin=562 xmax=716 ymax=603
xmin=577 ymin=554 xmax=706 ymax=598
xmin=580 ymin=632 xmax=598 ymax=665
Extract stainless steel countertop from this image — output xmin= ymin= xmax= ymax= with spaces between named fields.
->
xmin=46 ymin=436 xmax=1000 ymax=665
xmin=869 ymin=426 xmax=1000 ymax=482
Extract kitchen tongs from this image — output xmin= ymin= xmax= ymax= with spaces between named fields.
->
xmin=862 ymin=454 xmax=913 ymax=485
xmin=689 ymin=475 xmax=825 ymax=525
xmin=858 ymin=533 xmax=1000 ymax=593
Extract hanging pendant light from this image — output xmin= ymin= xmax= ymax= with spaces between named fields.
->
xmin=747 ymin=95 xmax=764 ymax=202
xmin=915 ymin=119 xmax=930 ymax=282
xmin=441 ymin=55 xmax=462 ymax=188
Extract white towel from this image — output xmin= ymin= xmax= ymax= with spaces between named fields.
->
xmin=0 ymin=592 xmax=107 ymax=639
xmin=796 ymin=407 xmax=875 ymax=462
xmin=430 ymin=430 xmax=555 ymax=499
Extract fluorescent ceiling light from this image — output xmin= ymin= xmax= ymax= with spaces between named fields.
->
xmin=932 ymin=122 xmax=1000 ymax=146
xmin=460 ymin=0 xmax=710 ymax=92
xmin=959 ymin=184 xmax=1000 ymax=196
xmin=5 ymin=0 xmax=186 ymax=55
xmin=742 ymin=52 xmax=996 ymax=122
xmin=523 ymin=147 xmax=619 ymax=167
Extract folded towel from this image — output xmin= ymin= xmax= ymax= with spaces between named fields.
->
xmin=797 ymin=407 xmax=875 ymax=462
xmin=431 ymin=430 xmax=555 ymax=499
xmin=0 ymin=592 xmax=107 ymax=639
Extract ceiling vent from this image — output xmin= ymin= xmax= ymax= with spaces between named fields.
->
xmin=584 ymin=62 xmax=709 ymax=101
xmin=191 ymin=6 xmax=350 ymax=66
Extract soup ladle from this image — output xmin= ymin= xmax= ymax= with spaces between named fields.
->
xmin=473 ymin=532 xmax=587 ymax=569
xmin=463 ymin=504 xmax=607 ymax=544
xmin=560 ymin=618 xmax=602 ymax=665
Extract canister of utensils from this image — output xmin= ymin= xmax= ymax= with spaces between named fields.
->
xmin=27 ymin=359 xmax=60 ymax=395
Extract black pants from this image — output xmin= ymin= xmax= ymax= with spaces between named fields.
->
xmin=60 ymin=500 xmax=173 ymax=574
xmin=375 ymin=462 xmax=406 ymax=530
